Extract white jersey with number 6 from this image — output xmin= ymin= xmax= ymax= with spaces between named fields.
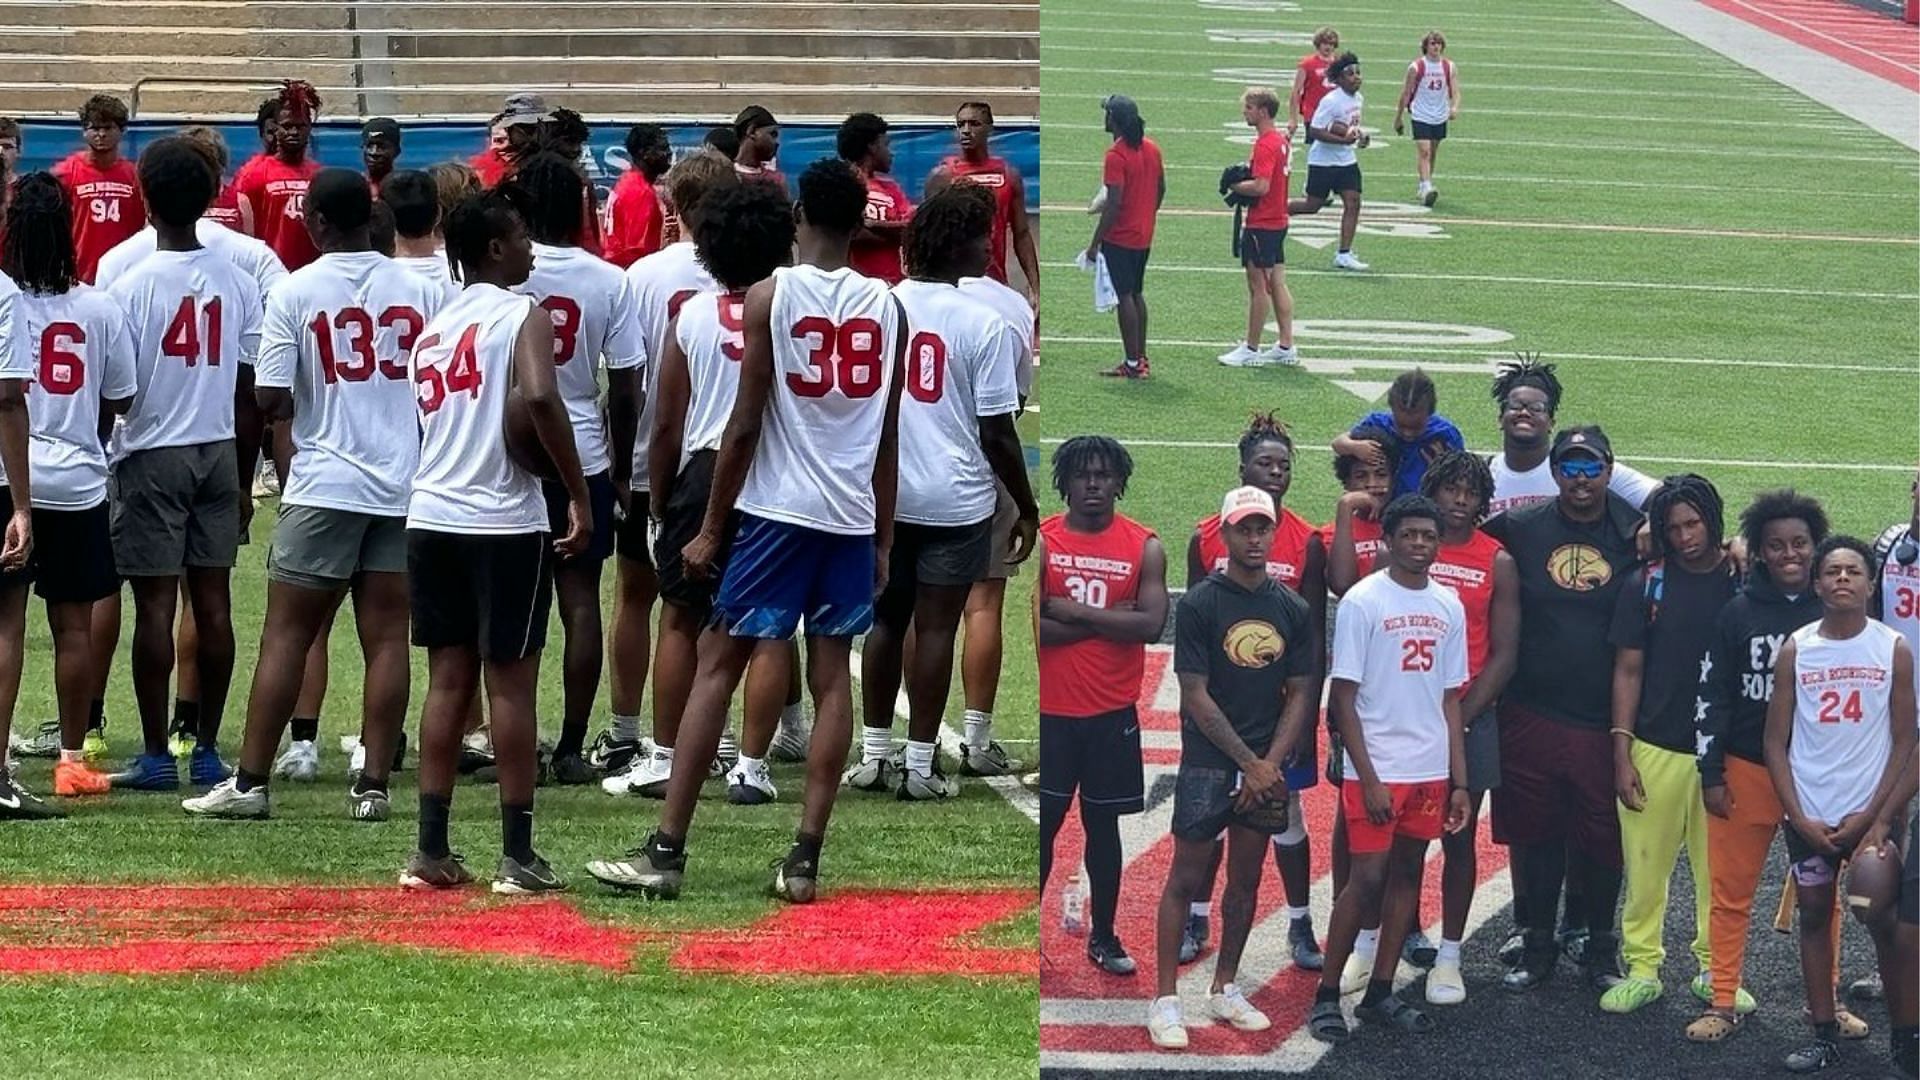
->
xmin=625 ymin=241 xmax=718 ymax=493
xmin=255 ymin=251 xmax=447 ymax=517
xmin=890 ymin=277 xmax=1020 ymax=528
xmin=107 ymin=248 xmax=264 ymax=455
xmin=737 ymin=264 xmax=899 ymax=536
xmin=1788 ymin=619 xmax=1901 ymax=825
xmin=18 ymin=284 xmax=136 ymax=509
xmin=517 ymin=242 xmax=645 ymax=478
xmin=677 ymin=290 xmax=746 ymax=459
xmin=407 ymin=282 xmax=546 ymax=534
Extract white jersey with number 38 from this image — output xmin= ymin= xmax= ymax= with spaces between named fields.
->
xmin=890 ymin=278 xmax=1020 ymax=528
xmin=736 ymin=265 xmax=899 ymax=536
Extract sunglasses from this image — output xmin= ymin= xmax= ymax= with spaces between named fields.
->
xmin=1557 ymin=458 xmax=1605 ymax=480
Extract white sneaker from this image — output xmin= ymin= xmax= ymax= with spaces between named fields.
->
xmin=1147 ymin=995 xmax=1189 ymax=1049
xmin=1427 ymin=960 xmax=1467 ymax=1005
xmin=602 ymin=749 xmax=673 ymax=798
xmin=899 ymin=764 xmax=960 ymax=801
xmin=1208 ymin=983 xmax=1272 ymax=1031
xmin=272 ymin=739 xmax=320 ymax=782
xmin=710 ymin=730 xmax=739 ymax=779
xmin=1341 ymin=949 xmax=1375 ymax=994
xmin=725 ymin=759 xmax=777 ymax=805
xmin=843 ymin=749 xmax=903 ymax=792
xmin=182 ymin=776 xmax=268 ymax=819
xmin=1333 ymin=251 xmax=1369 ymax=271
xmin=1217 ymin=343 xmax=1261 ymax=367
xmin=1255 ymin=344 xmax=1298 ymax=366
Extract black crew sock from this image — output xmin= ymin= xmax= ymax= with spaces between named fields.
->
xmin=418 ymin=792 xmax=452 ymax=858
xmin=1315 ymin=984 xmax=1341 ymax=1005
xmin=502 ymin=802 xmax=534 ymax=863
xmin=290 ymin=716 xmax=320 ymax=743
xmin=234 ymin=767 xmax=269 ymax=794
xmin=1361 ymin=978 xmax=1393 ymax=1008
xmin=173 ymin=699 xmax=200 ymax=738
xmin=792 ymin=830 xmax=823 ymax=865
xmin=1814 ymin=1021 xmax=1839 ymax=1043
xmin=87 ymin=698 xmax=105 ymax=731
xmin=650 ymin=830 xmax=685 ymax=858
xmin=352 ymin=773 xmax=387 ymax=797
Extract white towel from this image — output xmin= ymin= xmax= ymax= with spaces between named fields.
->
xmin=1076 ymin=249 xmax=1118 ymax=313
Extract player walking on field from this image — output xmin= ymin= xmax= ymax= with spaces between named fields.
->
xmin=585 ymin=160 xmax=906 ymax=904
xmin=183 ymin=169 xmax=446 ymax=823
xmin=53 ymin=95 xmax=143 ymax=286
xmin=1290 ymin=54 xmax=1370 ymax=272
xmin=1394 ymin=31 xmax=1461 ymax=207
xmin=398 ymin=186 xmax=591 ymax=894
xmin=1290 ymin=27 xmax=1341 ymax=147
xmin=1086 ymin=95 xmax=1162 ymax=378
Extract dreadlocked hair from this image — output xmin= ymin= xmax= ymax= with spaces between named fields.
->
xmin=1491 ymin=352 xmax=1561 ymax=415
xmin=512 ymin=151 xmax=584 ymax=243
xmin=1 ymin=172 xmax=76 ymax=295
xmin=1739 ymin=489 xmax=1829 ymax=558
xmin=274 ymin=80 xmax=321 ymax=126
xmin=1052 ymin=435 xmax=1132 ymax=502
xmin=442 ymin=187 xmax=526 ymax=283
xmin=905 ymin=183 xmax=993 ymax=279
xmin=1336 ymin=423 xmax=1400 ymax=486
xmin=1419 ymin=449 xmax=1494 ymax=523
xmin=1645 ymin=473 xmax=1725 ymax=557
xmin=1237 ymin=411 xmax=1292 ymax=463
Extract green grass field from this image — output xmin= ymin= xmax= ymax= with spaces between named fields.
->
xmin=0 ymin=497 xmax=1040 ymax=1077
xmin=1038 ymin=0 xmax=1919 ymax=542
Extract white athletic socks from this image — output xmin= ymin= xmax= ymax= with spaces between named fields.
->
xmin=611 ymin=713 xmax=641 ymax=743
xmin=962 ymin=709 xmax=992 ymax=749
xmin=1438 ymin=939 xmax=1463 ymax=967
xmin=653 ymin=744 xmax=675 ymax=764
xmin=861 ymin=726 xmax=894 ymax=764
xmin=1354 ymin=927 xmax=1380 ymax=961
xmin=1285 ymin=905 xmax=1311 ymax=922
xmin=59 ymin=749 xmax=84 ymax=765
xmin=735 ymin=753 xmax=764 ymax=776
xmin=905 ymin=739 xmax=937 ymax=778
xmin=1189 ymin=901 xmax=1211 ymax=918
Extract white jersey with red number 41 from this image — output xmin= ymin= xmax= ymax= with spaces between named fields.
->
xmin=737 ymin=264 xmax=900 ymax=536
xmin=18 ymin=283 xmax=137 ymax=509
xmin=407 ymin=282 xmax=547 ymax=534
xmin=517 ymin=242 xmax=644 ymax=478
xmin=105 ymin=248 xmax=264 ymax=456
xmin=254 ymin=251 xmax=448 ymax=517
xmin=677 ymin=290 xmax=746 ymax=459
xmin=890 ymin=277 xmax=1021 ymax=528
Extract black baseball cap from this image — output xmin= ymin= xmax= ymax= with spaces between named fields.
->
xmin=361 ymin=117 xmax=400 ymax=141
xmin=1550 ymin=425 xmax=1613 ymax=464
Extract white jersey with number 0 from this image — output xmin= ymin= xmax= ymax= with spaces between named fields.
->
xmin=18 ymin=284 xmax=136 ymax=508
xmin=255 ymin=251 xmax=446 ymax=516
xmin=1330 ymin=571 xmax=1469 ymax=783
xmin=1408 ymin=57 xmax=1454 ymax=125
xmin=407 ymin=283 xmax=546 ymax=534
xmin=958 ymin=274 xmax=1035 ymax=397
xmin=677 ymin=290 xmax=746 ymax=459
xmin=516 ymin=242 xmax=645 ymax=477
xmin=737 ymin=264 xmax=899 ymax=536
xmin=1789 ymin=619 xmax=1901 ymax=825
xmin=625 ymin=242 xmax=717 ymax=493
xmin=107 ymin=248 xmax=264 ymax=455
xmin=96 ymin=220 xmax=288 ymax=301
xmin=890 ymin=278 xmax=1020 ymax=527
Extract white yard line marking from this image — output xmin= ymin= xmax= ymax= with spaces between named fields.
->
xmin=1042 ymin=40 xmax=1787 ymax=83
xmin=1033 ymin=437 xmax=1917 ymax=474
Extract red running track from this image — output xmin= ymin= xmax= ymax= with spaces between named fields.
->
xmin=1698 ymin=0 xmax=1920 ymax=89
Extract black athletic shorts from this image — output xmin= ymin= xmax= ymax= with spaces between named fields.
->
xmin=543 ymin=469 xmax=616 ymax=564
xmin=873 ymin=517 xmax=994 ymax=630
xmin=407 ymin=528 xmax=553 ymax=661
xmin=1240 ymin=227 xmax=1286 ymax=269
xmin=1411 ymin=120 xmax=1448 ymax=142
xmin=1901 ymin=806 xmax=1918 ymax=927
xmin=1306 ymin=163 xmax=1363 ymax=199
xmin=0 ymin=490 xmax=118 ymax=604
xmin=1171 ymin=759 xmax=1290 ymax=840
xmin=654 ymin=450 xmax=739 ymax=615
xmin=1038 ymin=706 xmax=1145 ymax=816
xmin=1100 ymin=242 xmax=1150 ymax=295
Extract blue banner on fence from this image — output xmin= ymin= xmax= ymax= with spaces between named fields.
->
xmin=12 ymin=121 xmax=1038 ymax=211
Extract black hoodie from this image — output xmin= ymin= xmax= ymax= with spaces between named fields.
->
xmin=1694 ymin=571 xmax=1821 ymax=787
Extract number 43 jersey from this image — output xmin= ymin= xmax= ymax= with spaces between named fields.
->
xmin=256 ymin=251 xmax=448 ymax=516
xmin=888 ymin=278 xmax=1022 ymax=528
xmin=737 ymin=265 xmax=900 ymax=536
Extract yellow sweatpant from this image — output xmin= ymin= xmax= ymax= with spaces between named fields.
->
xmin=1618 ymin=739 xmax=1711 ymax=981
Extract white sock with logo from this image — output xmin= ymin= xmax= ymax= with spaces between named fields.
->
xmin=963 ymin=710 xmax=992 ymax=749
xmin=905 ymin=739 xmax=937 ymax=778
xmin=1438 ymin=939 xmax=1462 ymax=967
xmin=1355 ymin=927 xmax=1380 ymax=961
xmin=861 ymin=726 xmax=894 ymax=764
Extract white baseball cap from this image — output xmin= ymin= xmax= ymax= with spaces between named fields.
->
xmin=1221 ymin=485 xmax=1276 ymax=526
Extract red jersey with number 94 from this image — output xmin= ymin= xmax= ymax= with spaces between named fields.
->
xmin=104 ymin=248 xmax=263 ymax=455
xmin=1039 ymin=511 xmax=1157 ymax=717
xmin=736 ymin=264 xmax=899 ymax=536
xmin=52 ymin=153 xmax=144 ymax=285
xmin=406 ymin=283 xmax=546 ymax=534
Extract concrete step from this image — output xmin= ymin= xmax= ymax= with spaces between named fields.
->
xmin=385 ymin=28 xmax=1037 ymax=63
xmin=0 ymin=27 xmax=358 ymax=58
xmin=0 ymin=0 xmax=347 ymax=29
xmin=351 ymin=2 xmax=1036 ymax=33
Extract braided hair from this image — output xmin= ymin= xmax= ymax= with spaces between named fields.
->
xmin=905 ymin=183 xmax=993 ymax=279
xmin=1237 ymin=410 xmax=1292 ymax=463
xmin=1 ymin=171 xmax=76 ymax=295
xmin=1491 ymin=352 xmax=1562 ymax=415
xmin=1645 ymin=473 xmax=1725 ymax=557
xmin=1419 ymin=449 xmax=1494 ymax=524
xmin=1052 ymin=435 xmax=1132 ymax=502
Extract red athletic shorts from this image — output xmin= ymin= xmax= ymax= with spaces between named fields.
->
xmin=1341 ymin=778 xmax=1447 ymax=855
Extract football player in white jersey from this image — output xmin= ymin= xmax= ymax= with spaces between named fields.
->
xmin=850 ymin=184 xmax=1036 ymax=800
xmin=0 ymin=175 xmax=133 ymax=814
xmin=598 ymin=150 xmax=736 ymax=792
xmin=644 ymin=181 xmax=798 ymax=807
xmin=183 ymin=169 xmax=447 ymax=823
xmin=1764 ymin=536 xmax=1916 ymax=1074
xmin=399 ymin=187 xmax=589 ymax=895
xmin=380 ymin=169 xmax=458 ymax=305
xmin=587 ymin=160 xmax=905 ymax=903
xmin=0 ymin=187 xmax=51 ymax=812
xmin=508 ymin=154 xmax=644 ymax=784
xmin=102 ymin=138 xmax=264 ymax=794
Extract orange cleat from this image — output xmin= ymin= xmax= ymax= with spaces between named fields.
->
xmin=54 ymin=759 xmax=112 ymax=796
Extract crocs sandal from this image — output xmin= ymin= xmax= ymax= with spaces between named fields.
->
xmin=1356 ymin=993 xmax=1436 ymax=1034
xmin=1803 ymin=1006 xmax=1871 ymax=1039
xmin=1686 ymin=1010 xmax=1741 ymax=1043
xmin=1309 ymin=999 xmax=1350 ymax=1044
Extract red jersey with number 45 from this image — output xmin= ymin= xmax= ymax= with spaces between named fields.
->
xmin=1429 ymin=529 xmax=1503 ymax=691
xmin=1196 ymin=506 xmax=1318 ymax=590
xmin=941 ymin=154 xmax=1016 ymax=283
xmin=1039 ymin=511 xmax=1157 ymax=717
xmin=53 ymin=153 xmax=144 ymax=284
xmin=736 ymin=264 xmax=900 ymax=536
xmin=237 ymin=157 xmax=322 ymax=271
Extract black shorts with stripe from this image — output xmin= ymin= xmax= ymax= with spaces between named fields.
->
xmin=406 ymin=529 xmax=553 ymax=661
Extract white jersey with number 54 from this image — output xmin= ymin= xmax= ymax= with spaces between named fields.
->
xmin=736 ymin=265 xmax=899 ymax=536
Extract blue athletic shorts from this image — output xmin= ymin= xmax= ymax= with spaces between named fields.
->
xmin=713 ymin=513 xmax=876 ymax=640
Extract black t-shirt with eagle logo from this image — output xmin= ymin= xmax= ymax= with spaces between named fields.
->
xmin=1174 ymin=571 xmax=1315 ymax=769
xmin=1483 ymin=492 xmax=1643 ymax=728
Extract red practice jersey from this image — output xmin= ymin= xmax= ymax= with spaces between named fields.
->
xmin=1429 ymin=529 xmax=1503 ymax=694
xmin=1039 ymin=512 xmax=1158 ymax=717
xmin=1320 ymin=514 xmax=1386 ymax=580
xmin=1195 ymin=505 xmax=1318 ymax=590
xmin=849 ymin=173 xmax=912 ymax=284
xmin=941 ymin=154 xmax=1017 ymax=283
xmin=237 ymin=156 xmax=322 ymax=270
xmin=1298 ymin=52 xmax=1335 ymax=123
xmin=52 ymin=152 xmax=144 ymax=284
xmin=602 ymin=169 xmax=665 ymax=269
xmin=203 ymin=184 xmax=245 ymax=232
xmin=470 ymin=149 xmax=511 ymax=189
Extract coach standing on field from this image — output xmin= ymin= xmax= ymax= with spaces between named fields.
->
xmin=1086 ymin=95 xmax=1162 ymax=380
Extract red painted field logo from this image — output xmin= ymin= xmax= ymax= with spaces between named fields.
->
xmin=0 ymin=885 xmax=1033 ymax=978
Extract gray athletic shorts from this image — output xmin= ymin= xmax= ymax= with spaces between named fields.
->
xmin=268 ymin=504 xmax=408 ymax=589
xmin=1465 ymin=707 xmax=1501 ymax=793
xmin=984 ymin=481 xmax=1021 ymax=581
xmin=110 ymin=441 xmax=240 ymax=576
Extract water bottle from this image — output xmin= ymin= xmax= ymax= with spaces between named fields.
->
xmin=1061 ymin=869 xmax=1087 ymax=936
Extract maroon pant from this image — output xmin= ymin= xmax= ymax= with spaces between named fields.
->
xmin=1490 ymin=700 xmax=1623 ymax=869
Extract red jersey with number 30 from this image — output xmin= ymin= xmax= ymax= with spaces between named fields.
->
xmin=941 ymin=154 xmax=1016 ymax=283
xmin=52 ymin=153 xmax=144 ymax=284
xmin=1039 ymin=511 xmax=1157 ymax=717
xmin=1429 ymin=529 xmax=1503 ymax=691
xmin=237 ymin=157 xmax=322 ymax=270
xmin=1195 ymin=506 xmax=1318 ymax=590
